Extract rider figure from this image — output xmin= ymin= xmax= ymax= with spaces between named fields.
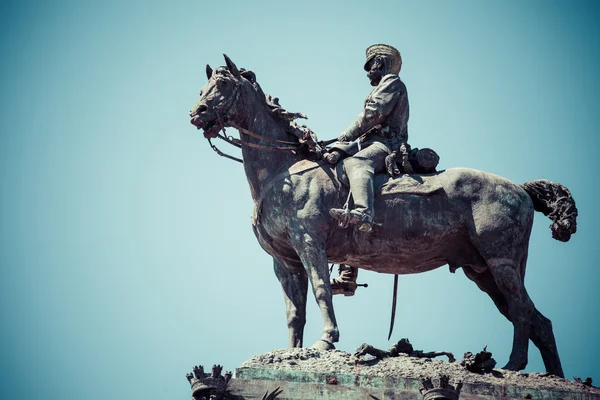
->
xmin=327 ymin=44 xmax=411 ymax=295
xmin=327 ymin=43 xmax=411 ymax=232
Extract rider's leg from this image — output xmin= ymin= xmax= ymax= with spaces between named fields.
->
xmin=332 ymin=144 xmax=388 ymax=231
xmin=330 ymin=264 xmax=359 ymax=296
xmin=345 ymin=157 xmax=375 ymax=217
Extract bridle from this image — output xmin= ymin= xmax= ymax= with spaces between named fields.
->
xmin=205 ymin=77 xmax=302 ymax=164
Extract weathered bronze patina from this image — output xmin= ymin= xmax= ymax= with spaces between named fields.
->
xmin=189 ymin=50 xmax=577 ymax=378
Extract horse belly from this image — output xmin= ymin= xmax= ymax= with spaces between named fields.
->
xmin=326 ymin=193 xmax=467 ymax=273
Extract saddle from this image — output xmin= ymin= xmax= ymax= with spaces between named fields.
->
xmin=375 ymin=173 xmax=443 ymax=196
xmin=332 ymin=144 xmax=443 ymax=197
xmin=329 ymin=141 xmax=440 ymax=176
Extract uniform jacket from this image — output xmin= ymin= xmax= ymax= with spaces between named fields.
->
xmin=344 ymin=74 xmax=409 ymax=152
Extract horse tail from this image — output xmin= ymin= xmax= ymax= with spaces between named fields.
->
xmin=521 ymin=179 xmax=578 ymax=242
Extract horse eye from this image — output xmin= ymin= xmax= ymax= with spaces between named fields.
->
xmin=199 ymin=90 xmax=203 ymax=96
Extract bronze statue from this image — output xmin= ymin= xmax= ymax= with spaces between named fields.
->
xmin=189 ymin=51 xmax=577 ymax=378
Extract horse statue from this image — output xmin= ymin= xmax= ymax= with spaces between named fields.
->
xmin=189 ymin=55 xmax=577 ymax=378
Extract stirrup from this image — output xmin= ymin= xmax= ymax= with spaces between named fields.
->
xmin=330 ymin=208 xmax=374 ymax=231
xmin=329 ymin=208 xmax=352 ymax=228
xmin=331 ymin=280 xmax=358 ymax=296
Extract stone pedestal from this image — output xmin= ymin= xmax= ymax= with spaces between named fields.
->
xmin=224 ymin=349 xmax=600 ymax=400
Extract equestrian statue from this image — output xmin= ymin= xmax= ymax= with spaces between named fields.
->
xmin=188 ymin=45 xmax=577 ymax=378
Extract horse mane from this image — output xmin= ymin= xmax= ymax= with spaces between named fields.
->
xmin=240 ymin=69 xmax=307 ymax=121
xmin=238 ymin=68 xmax=322 ymax=158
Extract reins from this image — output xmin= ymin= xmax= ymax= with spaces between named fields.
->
xmin=209 ymin=123 xmax=303 ymax=164
xmin=208 ymin=137 xmax=243 ymax=164
xmin=233 ymin=125 xmax=300 ymax=149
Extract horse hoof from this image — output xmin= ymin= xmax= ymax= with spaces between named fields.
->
xmin=311 ymin=339 xmax=335 ymax=351
xmin=502 ymin=361 xmax=526 ymax=371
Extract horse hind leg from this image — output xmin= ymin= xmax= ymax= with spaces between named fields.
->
xmin=463 ymin=258 xmax=533 ymax=372
xmin=273 ymin=257 xmax=308 ymax=348
xmin=463 ymin=266 xmax=509 ymax=320
xmin=487 ymin=258 xmax=535 ymax=371
xmin=464 ymin=265 xmax=564 ymax=377
xmin=516 ymin=243 xmax=563 ymax=377
xmin=530 ymin=307 xmax=564 ymax=377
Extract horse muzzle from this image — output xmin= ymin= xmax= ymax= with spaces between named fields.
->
xmin=190 ymin=114 xmax=219 ymax=138
xmin=190 ymin=114 xmax=203 ymax=128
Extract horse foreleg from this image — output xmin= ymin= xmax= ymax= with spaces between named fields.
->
xmin=273 ymin=257 xmax=308 ymax=348
xmin=289 ymin=231 xmax=338 ymax=350
xmin=488 ymin=260 xmax=534 ymax=371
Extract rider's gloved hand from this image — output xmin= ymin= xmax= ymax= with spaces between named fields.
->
xmin=385 ymin=151 xmax=400 ymax=176
xmin=323 ymin=150 xmax=341 ymax=165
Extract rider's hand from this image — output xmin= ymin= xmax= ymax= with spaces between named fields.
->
xmin=324 ymin=150 xmax=341 ymax=165
xmin=385 ymin=152 xmax=400 ymax=176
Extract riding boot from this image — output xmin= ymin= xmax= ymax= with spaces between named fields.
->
xmin=329 ymin=144 xmax=386 ymax=232
xmin=329 ymin=208 xmax=373 ymax=229
xmin=330 ymin=264 xmax=358 ymax=296
xmin=346 ymin=165 xmax=375 ymax=232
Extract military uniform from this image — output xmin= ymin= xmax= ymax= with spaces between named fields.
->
xmin=330 ymin=44 xmax=410 ymax=232
xmin=343 ymin=72 xmax=409 ymax=153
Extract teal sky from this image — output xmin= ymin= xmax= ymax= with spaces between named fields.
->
xmin=1 ymin=1 xmax=599 ymax=399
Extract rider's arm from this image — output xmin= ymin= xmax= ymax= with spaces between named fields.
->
xmin=339 ymin=75 xmax=403 ymax=142
xmin=389 ymin=81 xmax=409 ymax=153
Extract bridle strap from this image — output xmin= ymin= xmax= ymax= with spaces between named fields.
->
xmin=216 ymin=131 xmax=242 ymax=149
xmin=233 ymin=124 xmax=300 ymax=147
xmin=207 ymin=78 xmax=304 ymax=162
xmin=245 ymin=142 xmax=299 ymax=151
xmin=208 ymin=137 xmax=243 ymax=164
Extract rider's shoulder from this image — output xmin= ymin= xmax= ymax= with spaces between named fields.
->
xmin=379 ymin=74 xmax=405 ymax=91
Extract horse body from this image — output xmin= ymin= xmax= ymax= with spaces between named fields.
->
xmin=259 ymin=165 xmax=530 ymax=275
xmin=190 ymin=56 xmax=576 ymax=378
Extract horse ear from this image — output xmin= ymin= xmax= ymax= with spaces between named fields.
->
xmin=240 ymin=69 xmax=256 ymax=83
xmin=206 ymin=64 xmax=213 ymax=79
xmin=223 ymin=54 xmax=240 ymax=76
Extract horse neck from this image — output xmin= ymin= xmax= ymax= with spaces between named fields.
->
xmin=238 ymin=102 xmax=301 ymax=201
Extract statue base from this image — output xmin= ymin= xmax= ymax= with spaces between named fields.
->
xmin=226 ymin=348 xmax=600 ymax=400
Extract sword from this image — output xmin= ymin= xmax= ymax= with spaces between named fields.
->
xmin=387 ymin=274 xmax=399 ymax=340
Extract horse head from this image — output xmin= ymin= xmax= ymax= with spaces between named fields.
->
xmin=189 ymin=54 xmax=255 ymax=138
xmin=190 ymin=55 xmax=323 ymax=160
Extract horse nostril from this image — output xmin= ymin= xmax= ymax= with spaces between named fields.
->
xmin=197 ymin=104 xmax=208 ymax=113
